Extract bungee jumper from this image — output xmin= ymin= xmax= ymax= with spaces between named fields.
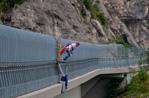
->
xmin=57 ymin=42 xmax=80 ymax=91
xmin=59 ymin=42 xmax=80 ymax=61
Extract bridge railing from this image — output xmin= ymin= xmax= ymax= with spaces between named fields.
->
xmin=0 ymin=24 xmax=146 ymax=98
xmin=0 ymin=56 xmax=144 ymax=98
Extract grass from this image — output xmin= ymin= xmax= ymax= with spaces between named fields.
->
xmin=81 ymin=0 xmax=107 ymax=27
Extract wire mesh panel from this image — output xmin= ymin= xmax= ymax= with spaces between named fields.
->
xmin=0 ymin=25 xmax=58 ymax=98
xmin=0 ymin=24 xmax=56 ymax=62
xmin=0 ymin=61 xmax=58 ymax=98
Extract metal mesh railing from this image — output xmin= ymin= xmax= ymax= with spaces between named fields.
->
xmin=0 ymin=52 xmax=145 ymax=98
xmin=0 ymin=61 xmax=58 ymax=98
xmin=0 ymin=24 xmax=146 ymax=98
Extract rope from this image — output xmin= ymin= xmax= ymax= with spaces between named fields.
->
xmin=57 ymin=63 xmax=65 ymax=77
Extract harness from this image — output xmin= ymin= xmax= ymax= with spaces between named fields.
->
xmin=65 ymin=44 xmax=74 ymax=51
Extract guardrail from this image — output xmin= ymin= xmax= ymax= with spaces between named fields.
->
xmin=0 ymin=56 xmax=143 ymax=98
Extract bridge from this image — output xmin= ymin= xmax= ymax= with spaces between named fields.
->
xmin=0 ymin=24 xmax=146 ymax=98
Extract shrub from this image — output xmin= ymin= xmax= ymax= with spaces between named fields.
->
xmin=117 ymin=68 xmax=149 ymax=97
xmin=138 ymin=68 xmax=148 ymax=82
xmin=124 ymin=68 xmax=149 ymax=95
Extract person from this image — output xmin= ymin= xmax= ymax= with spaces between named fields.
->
xmin=58 ymin=42 xmax=80 ymax=90
xmin=59 ymin=42 xmax=80 ymax=61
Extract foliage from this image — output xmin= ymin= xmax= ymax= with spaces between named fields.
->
xmin=146 ymin=48 xmax=149 ymax=65
xmin=82 ymin=0 xmax=92 ymax=11
xmin=81 ymin=0 xmax=107 ymax=26
xmin=0 ymin=0 xmax=23 ymax=17
xmin=113 ymin=35 xmax=130 ymax=48
xmin=138 ymin=68 xmax=148 ymax=82
xmin=0 ymin=0 xmax=5 ymax=16
xmin=138 ymin=59 xmax=145 ymax=65
xmin=91 ymin=5 xmax=107 ymax=26
xmin=118 ymin=68 xmax=149 ymax=98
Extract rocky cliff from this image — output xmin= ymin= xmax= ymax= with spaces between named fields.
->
xmin=1 ymin=0 xmax=149 ymax=47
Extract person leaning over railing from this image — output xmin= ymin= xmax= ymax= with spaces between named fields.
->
xmin=58 ymin=42 xmax=80 ymax=61
xmin=57 ymin=42 xmax=80 ymax=90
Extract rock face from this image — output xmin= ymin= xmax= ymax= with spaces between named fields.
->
xmin=103 ymin=0 xmax=149 ymax=48
xmin=2 ymin=0 xmax=101 ymax=43
xmin=1 ymin=0 xmax=149 ymax=48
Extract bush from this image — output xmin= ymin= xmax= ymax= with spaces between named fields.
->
xmin=138 ymin=68 xmax=148 ymax=82
xmin=119 ymin=68 xmax=149 ymax=97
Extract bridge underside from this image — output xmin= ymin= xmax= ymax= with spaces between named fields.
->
xmin=55 ymin=73 xmax=126 ymax=98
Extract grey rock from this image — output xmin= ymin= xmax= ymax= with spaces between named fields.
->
xmin=3 ymin=0 xmax=96 ymax=42
xmin=103 ymin=0 xmax=149 ymax=48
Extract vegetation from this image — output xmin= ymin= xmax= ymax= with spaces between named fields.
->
xmin=0 ymin=0 xmax=23 ymax=17
xmin=118 ymin=68 xmax=149 ymax=98
xmin=91 ymin=5 xmax=107 ymax=26
xmin=81 ymin=0 xmax=107 ymax=27
xmin=146 ymin=49 xmax=149 ymax=65
xmin=0 ymin=0 xmax=5 ymax=16
xmin=138 ymin=59 xmax=146 ymax=65
xmin=113 ymin=35 xmax=130 ymax=48
xmin=82 ymin=0 xmax=92 ymax=11
xmin=117 ymin=49 xmax=149 ymax=98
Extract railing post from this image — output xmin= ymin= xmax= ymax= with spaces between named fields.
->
xmin=56 ymin=38 xmax=61 ymax=62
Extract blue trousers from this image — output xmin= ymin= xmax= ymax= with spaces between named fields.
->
xmin=63 ymin=50 xmax=71 ymax=61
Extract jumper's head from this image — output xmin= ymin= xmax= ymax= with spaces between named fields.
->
xmin=75 ymin=42 xmax=80 ymax=47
